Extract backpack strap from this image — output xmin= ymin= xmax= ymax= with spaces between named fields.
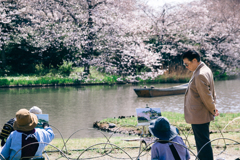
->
xmin=169 ymin=143 xmax=181 ymax=160
xmin=157 ymin=140 xmax=181 ymax=160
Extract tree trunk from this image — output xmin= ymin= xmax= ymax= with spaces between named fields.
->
xmin=83 ymin=63 xmax=90 ymax=75
xmin=82 ymin=0 xmax=94 ymax=76
xmin=1 ymin=44 xmax=6 ymax=70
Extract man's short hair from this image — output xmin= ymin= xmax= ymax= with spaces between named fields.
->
xmin=182 ymin=50 xmax=201 ymax=62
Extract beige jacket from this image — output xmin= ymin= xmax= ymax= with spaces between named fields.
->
xmin=184 ymin=62 xmax=216 ymax=124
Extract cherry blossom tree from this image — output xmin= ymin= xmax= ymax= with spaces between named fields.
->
xmin=139 ymin=0 xmax=240 ymax=76
xmin=1 ymin=0 xmax=239 ymax=77
xmin=137 ymin=2 xmax=200 ymax=74
xmin=200 ymin=0 xmax=240 ymax=75
xmin=0 ymin=0 xmax=79 ymax=73
xmin=40 ymin=0 xmax=164 ymax=79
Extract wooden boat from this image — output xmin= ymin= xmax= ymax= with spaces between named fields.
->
xmin=134 ymin=83 xmax=188 ymax=97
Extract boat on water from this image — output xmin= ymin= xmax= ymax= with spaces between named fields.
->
xmin=134 ymin=83 xmax=189 ymax=97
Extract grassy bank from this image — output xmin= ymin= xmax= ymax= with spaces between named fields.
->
xmin=0 ymin=76 xmax=79 ymax=86
xmin=0 ymin=67 xmax=117 ymax=87
xmin=0 ymin=67 xmax=192 ymax=87
xmin=99 ymin=112 xmax=240 ymax=132
xmin=42 ymin=112 xmax=240 ymax=159
xmin=0 ymin=66 xmax=238 ymax=87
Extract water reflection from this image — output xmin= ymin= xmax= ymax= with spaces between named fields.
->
xmin=0 ymin=79 xmax=239 ymax=138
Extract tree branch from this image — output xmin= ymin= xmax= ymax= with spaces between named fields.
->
xmin=92 ymin=0 xmax=106 ymax=10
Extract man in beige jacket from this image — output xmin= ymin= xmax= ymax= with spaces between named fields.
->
xmin=182 ymin=50 xmax=219 ymax=160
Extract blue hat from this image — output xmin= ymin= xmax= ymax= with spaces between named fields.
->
xmin=149 ymin=117 xmax=178 ymax=141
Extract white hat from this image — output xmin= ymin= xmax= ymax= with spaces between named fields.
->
xmin=29 ymin=106 xmax=42 ymax=114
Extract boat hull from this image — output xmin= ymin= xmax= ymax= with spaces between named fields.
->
xmin=134 ymin=84 xmax=188 ymax=97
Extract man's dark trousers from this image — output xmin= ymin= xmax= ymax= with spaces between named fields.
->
xmin=192 ymin=122 xmax=213 ymax=160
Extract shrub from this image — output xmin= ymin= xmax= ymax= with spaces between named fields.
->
xmin=33 ymin=79 xmax=41 ymax=85
xmin=58 ymin=61 xmax=73 ymax=76
xmin=103 ymin=75 xmax=119 ymax=84
xmin=50 ymin=79 xmax=59 ymax=84
xmin=35 ymin=63 xmax=47 ymax=76
xmin=47 ymin=68 xmax=58 ymax=76
xmin=0 ymin=79 xmax=10 ymax=86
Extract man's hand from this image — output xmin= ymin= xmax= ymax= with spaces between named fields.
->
xmin=214 ymin=109 xmax=220 ymax=116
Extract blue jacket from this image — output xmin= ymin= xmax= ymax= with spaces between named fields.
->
xmin=0 ymin=127 xmax=54 ymax=160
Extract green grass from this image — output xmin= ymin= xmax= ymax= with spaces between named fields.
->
xmin=0 ymin=76 xmax=79 ymax=86
xmin=99 ymin=112 xmax=240 ymax=132
xmin=47 ymin=136 xmax=140 ymax=151
xmin=70 ymin=66 xmax=121 ymax=84
xmin=71 ymin=67 xmax=107 ymax=80
xmin=0 ymin=67 xmax=122 ymax=86
xmin=100 ymin=117 xmax=137 ymax=127
xmin=0 ymin=66 xmax=238 ymax=87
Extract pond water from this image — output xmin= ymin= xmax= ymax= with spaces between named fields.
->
xmin=0 ymin=78 xmax=239 ymax=138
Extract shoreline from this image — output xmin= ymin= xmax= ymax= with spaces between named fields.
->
xmin=0 ymin=80 xmax=187 ymax=89
xmin=0 ymin=81 xmax=129 ymax=88
xmin=0 ymin=73 xmax=238 ymax=89
xmin=93 ymin=119 xmax=240 ymax=136
xmin=1 ymin=76 xmax=239 ymax=89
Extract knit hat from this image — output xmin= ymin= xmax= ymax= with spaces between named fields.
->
xmin=13 ymin=109 xmax=38 ymax=131
xmin=149 ymin=117 xmax=178 ymax=141
xmin=29 ymin=106 xmax=42 ymax=114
